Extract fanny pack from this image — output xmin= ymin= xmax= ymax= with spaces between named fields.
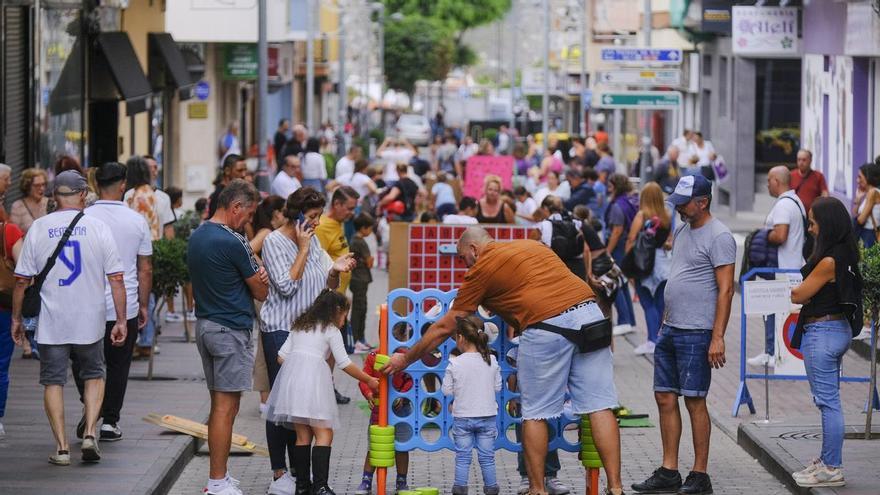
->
xmin=530 ymin=316 xmax=613 ymax=353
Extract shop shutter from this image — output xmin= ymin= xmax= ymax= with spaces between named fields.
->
xmin=3 ymin=6 xmax=29 ymax=205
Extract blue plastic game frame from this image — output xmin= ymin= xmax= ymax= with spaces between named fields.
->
xmin=386 ymin=288 xmax=582 ymax=453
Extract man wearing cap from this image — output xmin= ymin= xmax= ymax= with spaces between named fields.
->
xmin=70 ymin=163 xmax=152 ymax=443
xmin=632 ymin=175 xmax=735 ymax=495
xmin=11 ymin=170 xmax=127 ymax=465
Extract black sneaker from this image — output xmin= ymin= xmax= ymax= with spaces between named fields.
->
xmin=312 ymin=485 xmax=336 ymax=495
xmin=631 ymin=467 xmax=682 ymax=494
xmin=334 ymin=389 xmax=350 ymax=405
xmin=75 ymin=414 xmax=86 ymax=440
xmin=677 ymin=472 xmax=713 ymax=495
xmin=100 ymin=423 xmax=123 ymax=442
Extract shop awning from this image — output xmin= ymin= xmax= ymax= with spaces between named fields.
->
xmin=92 ymin=32 xmax=152 ymax=115
xmin=148 ymin=33 xmax=195 ymax=100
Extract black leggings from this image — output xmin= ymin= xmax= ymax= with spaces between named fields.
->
xmin=262 ymin=330 xmax=297 ymax=472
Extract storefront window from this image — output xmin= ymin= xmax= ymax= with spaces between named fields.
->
xmin=39 ymin=7 xmax=83 ymax=169
xmin=754 ymin=59 xmax=801 ymax=173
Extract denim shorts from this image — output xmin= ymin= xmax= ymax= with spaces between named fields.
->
xmin=38 ymin=340 xmax=104 ymax=386
xmin=196 ymin=319 xmax=254 ymax=392
xmin=653 ymin=325 xmax=713 ymax=397
xmin=518 ymin=301 xmax=618 ymax=420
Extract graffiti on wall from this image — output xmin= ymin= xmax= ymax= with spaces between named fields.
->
xmin=802 ymin=54 xmax=854 ymax=198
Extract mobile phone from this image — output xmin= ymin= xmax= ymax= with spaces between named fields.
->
xmin=297 ymin=212 xmax=306 ymax=225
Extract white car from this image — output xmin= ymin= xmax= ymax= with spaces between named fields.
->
xmin=395 ymin=114 xmax=431 ymax=146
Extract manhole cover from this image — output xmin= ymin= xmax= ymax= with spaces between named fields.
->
xmin=778 ymin=429 xmax=822 ymax=440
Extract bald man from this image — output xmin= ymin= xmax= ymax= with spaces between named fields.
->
xmin=382 ymin=227 xmax=624 ymax=495
xmin=747 ymin=166 xmax=807 ymax=368
xmin=790 ymin=149 xmax=828 ymax=212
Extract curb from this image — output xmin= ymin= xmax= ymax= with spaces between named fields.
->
xmin=134 ymin=401 xmax=212 ymax=495
xmin=736 ymin=423 xmax=837 ymax=495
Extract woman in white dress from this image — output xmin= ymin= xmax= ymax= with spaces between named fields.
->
xmin=264 ymin=289 xmax=378 ymax=495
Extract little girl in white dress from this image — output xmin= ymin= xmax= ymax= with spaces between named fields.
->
xmin=263 ymin=289 xmax=378 ymax=495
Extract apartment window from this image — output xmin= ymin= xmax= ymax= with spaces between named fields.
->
xmin=702 ymin=54 xmax=712 ymax=77
xmin=719 ymin=56 xmax=728 ymax=117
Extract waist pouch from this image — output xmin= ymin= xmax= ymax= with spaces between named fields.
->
xmin=530 ymin=317 xmax=613 ymax=353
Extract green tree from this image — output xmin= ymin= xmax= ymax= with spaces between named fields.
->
xmin=382 ymin=0 xmax=511 ymax=32
xmin=384 ymin=15 xmax=454 ymax=95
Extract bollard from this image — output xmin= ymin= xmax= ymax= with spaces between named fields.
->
xmin=581 ymin=416 xmax=602 ymax=495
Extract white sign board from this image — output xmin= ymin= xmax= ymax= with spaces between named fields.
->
xmin=732 ymin=6 xmax=800 ymax=57
xmin=166 ymin=0 xmax=287 ymax=42
xmin=598 ymin=69 xmax=681 ymax=87
xmin=743 ymin=279 xmax=792 ymax=315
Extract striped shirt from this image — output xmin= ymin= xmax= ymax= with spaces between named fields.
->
xmin=260 ymin=230 xmax=334 ymax=333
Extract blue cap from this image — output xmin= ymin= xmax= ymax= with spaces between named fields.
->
xmin=667 ymin=174 xmax=712 ymax=206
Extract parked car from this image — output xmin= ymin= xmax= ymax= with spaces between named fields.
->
xmin=396 ymin=114 xmax=431 ymax=146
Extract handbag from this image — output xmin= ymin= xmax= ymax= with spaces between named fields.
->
xmin=530 ymin=317 xmax=613 ymax=353
xmin=21 ymin=212 xmax=85 ymax=318
xmin=0 ymin=224 xmax=16 ymax=307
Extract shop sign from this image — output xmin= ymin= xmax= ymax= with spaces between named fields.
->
xmin=732 ymin=6 xmax=799 ymax=57
xmin=701 ymin=0 xmax=733 ymax=35
xmin=188 ymin=102 xmax=208 ymax=119
xmin=223 ymin=43 xmax=258 ymax=80
xmin=194 ymin=81 xmax=210 ymax=101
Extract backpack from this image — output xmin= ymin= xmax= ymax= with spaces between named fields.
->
xmin=746 ymin=228 xmax=778 ymax=268
xmin=605 ymin=194 xmax=640 ymax=234
xmin=621 ymin=223 xmax=657 ymax=280
xmin=782 ymin=196 xmax=813 ymax=260
xmin=549 ymin=218 xmax=584 ymax=262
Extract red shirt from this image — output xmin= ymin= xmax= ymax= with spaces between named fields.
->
xmin=0 ymin=222 xmax=23 ymax=310
xmin=790 ymin=169 xmax=827 ymax=213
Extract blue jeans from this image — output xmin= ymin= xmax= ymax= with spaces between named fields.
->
xmin=137 ymin=294 xmax=156 ymax=348
xmin=635 ymin=281 xmax=666 ymax=343
xmin=0 ymin=310 xmax=13 ymax=417
xmin=802 ymin=320 xmax=851 ymax=468
xmin=302 ymin=178 xmax=325 ymax=193
xmin=23 ymin=316 xmax=38 ymax=358
xmin=654 ymin=325 xmax=713 ymax=397
xmin=611 ymin=246 xmax=636 ymax=326
xmin=763 ymin=314 xmax=775 ymax=356
xmin=452 ymin=416 xmax=498 ymax=488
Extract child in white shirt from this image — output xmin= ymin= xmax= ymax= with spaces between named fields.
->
xmin=441 ymin=315 xmax=502 ymax=495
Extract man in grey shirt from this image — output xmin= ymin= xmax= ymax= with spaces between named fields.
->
xmin=632 ymin=175 xmax=735 ymax=495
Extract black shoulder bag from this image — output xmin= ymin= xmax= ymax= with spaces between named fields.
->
xmin=21 ymin=212 xmax=85 ymax=318
xmin=530 ymin=317 xmax=613 ymax=353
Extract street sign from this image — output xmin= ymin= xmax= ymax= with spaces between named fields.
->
xmin=598 ymin=69 xmax=681 ymax=87
xmin=600 ymin=47 xmax=683 ymax=65
xmin=194 ymin=81 xmax=210 ymax=101
xmin=593 ymin=91 xmax=682 ymax=109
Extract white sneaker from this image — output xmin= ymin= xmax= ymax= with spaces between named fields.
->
xmin=853 ymin=326 xmax=873 ymax=341
xmin=634 ymin=341 xmax=656 ymax=355
xmin=792 ymin=458 xmax=823 ymax=481
xmin=267 ymin=471 xmax=296 ymax=495
xmin=353 ymin=342 xmax=372 ymax=354
xmin=544 ymin=477 xmax=570 ymax=495
xmin=517 ymin=476 xmax=530 ymax=495
xmin=259 ymin=402 xmax=268 ymax=416
xmin=0 ymin=421 xmax=5 ymax=439
xmin=612 ymin=324 xmax=634 ymax=336
xmin=205 ymin=484 xmax=243 ymax=495
xmin=747 ymin=353 xmax=774 ymax=367
xmin=186 ymin=310 xmax=198 ymax=322
xmin=795 ymin=463 xmax=845 ymax=488
xmin=165 ymin=312 xmax=183 ymax=323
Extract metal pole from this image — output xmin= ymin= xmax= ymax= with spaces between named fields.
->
xmin=639 ymin=0 xmax=653 ymax=183
xmin=306 ymin=0 xmax=316 ymax=132
xmin=509 ymin=0 xmax=517 ymax=131
xmin=377 ymin=5 xmax=385 ymax=135
xmin=337 ymin=4 xmax=347 ymax=157
xmin=364 ymin=12 xmax=371 ymax=137
xmin=542 ymin=0 xmax=550 ymax=152
xmin=256 ymin=0 xmax=270 ymax=193
xmin=867 ymin=316 xmax=878 ymax=440
xmin=579 ymin=0 xmax=588 ymax=137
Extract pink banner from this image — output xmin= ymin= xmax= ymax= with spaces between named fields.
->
xmin=463 ymin=155 xmax=514 ymax=199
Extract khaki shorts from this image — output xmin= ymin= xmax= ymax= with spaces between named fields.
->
xmin=195 ymin=319 xmax=254 ymax=392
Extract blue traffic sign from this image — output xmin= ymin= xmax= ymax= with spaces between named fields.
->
xmin=194 ymin=81 xmax=210 ymax=101
xmin=600 ymin=48 xmax=683 ymax=64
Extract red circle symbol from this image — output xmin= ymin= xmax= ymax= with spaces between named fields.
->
xmin=782 ymin=313 xmax=804 ymax=360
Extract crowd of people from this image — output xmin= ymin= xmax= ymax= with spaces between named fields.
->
xmin=0 ymin=115 xmax=877 ymax=495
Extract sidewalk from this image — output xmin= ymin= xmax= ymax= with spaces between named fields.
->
xmin=0 ymin=320 xmax=211 ymax=495
xmin=170 ymin=269 xmax=788 ymax=495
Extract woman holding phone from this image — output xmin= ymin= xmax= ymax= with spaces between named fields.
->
xmin=257 ymin=187 xmax=356 ymax=494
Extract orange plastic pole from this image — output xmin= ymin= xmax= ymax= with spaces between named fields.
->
xmin=377 ymin=304 xmax=389 ymax=495
xmin=584 ymin=467 xmax=600 ymax=494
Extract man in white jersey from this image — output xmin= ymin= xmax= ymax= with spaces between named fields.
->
xmin=12 ymin=171 xmax=126 ymax=465
xmin=72 ymin=162 xmax=153 ymax=443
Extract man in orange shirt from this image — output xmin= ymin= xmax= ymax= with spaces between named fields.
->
xmin=383 ymin=227 xmax=623 ymax=495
